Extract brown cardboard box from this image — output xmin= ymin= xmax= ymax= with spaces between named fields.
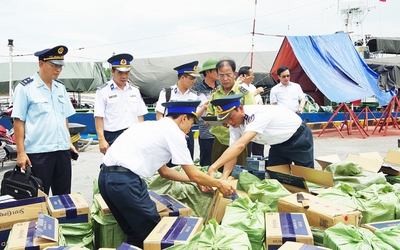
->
xmin=266 ymin=164 xmax=333 ymax=194
xmin=381 ymin=150 xmax=400 ymax=176
xmin=362 ymin=219 xmax=400 ymax=233
xmin=149 ymin=191 xmax=192 ymax=218
xmin=278 ymin=241 xmax=332 ymax=249
xmin=0 ymin=191 xmax=47 ymax=250
xmin=94 ymin=193 xmax=110 ymax=215
xmin=0 ymin=190 xmax=47 ymax=225
xmin=46 ymin=193 xmax=90 ymax=223
xmin=316 ymin=151 xmax=400 ymax=175
xmin=265 ymin=213 xmax=313 ymax=250
xmin=7 ymin=213 xmax=58 ymax=250
xmin=205 ymin=187 xmax=250 ymax=224
xmin=143 ymin=216 xmax=202 ymax=250
xmin=278 ymin=192 xmax=362 ymax=229
xmin=315 ymin=152 xmax=383 ymax=173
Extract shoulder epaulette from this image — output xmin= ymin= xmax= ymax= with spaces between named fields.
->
xmin=129 ymin=82 xmax=140 ymax=89
xmin=19 ymin=77 xmax=33 ymax=86
xmin=189 ymin=89 xmax=197 ymax=94
xmin=239 ymin=86 xmax=249 ymax=94
xmin=97 ymin=82 xmax=108 ymax=90
xmin=54 ymin=79 xmax=64 ymax=85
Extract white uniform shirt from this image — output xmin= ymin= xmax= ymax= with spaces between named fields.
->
xmin=240 ymin=83 xmax=263 ymax=104
xmin=155 ymin=84 xmax=206 ymax=115
xmin=94 ymin=80 xmax=148 ymax=132
xmin=269 ymin=82 xmax=306 ymax=112
xmin=103 ymin=118 xmax=193 ymax=177
xmin=229 ymin=105 xmax=302 ymax=145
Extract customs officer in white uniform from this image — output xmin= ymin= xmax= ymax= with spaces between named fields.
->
xmin=207 ymin=94 xmax=314 ymax=181
xmin=98 ymin=100 xmax=234 ymax=248
xmin=155 ymin=61 xmax=208 ymax=160
xmin=94 ymin=53 xmax=147 ymax=154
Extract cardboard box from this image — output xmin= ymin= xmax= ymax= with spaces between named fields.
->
xmin=115 ymin=242 xmax=142 ymax=250
xmin=278 ymin=241 xmax=331 ymax=249
xmin=362 ymin=219 xmax=400 ymax=233
xmin=246 ymin=156 xmax=268 ymax=171
xmin=278 ymin=192 xmax=362 ymax=230
xmin=94 ymin=194 xmax=111 ymax=215
xmin=265 ymin=213 xmax=313 ymax=250
xmin=315 ymin=152 xmax=384 ymax=173
xmin=94 ymin=243 xmax=143 ymax=250
xmin=231 ymin=165 xmax=265 ymax=180
xmin=266 ymin=164 xmax=333 ymax=194
xmin=7 ymin=213 xmax=58 ymax=250
xmin=143 ymin=216 xmax=203 ymax=250
xmin=45 ymin=247 xmax=91 ymax=250
xmin=0 ymin=190 xmax=47 ymax=225
xmin=148 ymin=191 xmax=192 ymax=217
xmin=205 ymin=188 xmax=250 ymax=224
xmin=381 ymin=150 xmax=400 ymax=176
xmin=46 ymin=193 xmax=90 ymax=223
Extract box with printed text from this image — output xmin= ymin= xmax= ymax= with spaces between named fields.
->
xmin=46 ymin=193 xmax=90 ymax=223
xmin=265 ymin=212 xmax=313 ymax=250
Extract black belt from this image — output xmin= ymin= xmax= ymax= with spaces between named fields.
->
xmin=100 ymin=164 xmax=130 ymax=173
xmin=291 ymin=119 xmax=308 ymax=138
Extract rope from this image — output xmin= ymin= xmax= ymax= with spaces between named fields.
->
xmin=70 ymin=133 xmax=81 ymax=143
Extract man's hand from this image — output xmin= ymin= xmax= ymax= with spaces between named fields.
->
xmin=198 ymin=184 xmax=213 ymax=193
xmin=207 ymin=165 xmax=217 ymax=179
xmin=17 ymin=153 xmax=31 ymax=170
xmin=217 ymin=179 xmax=236 ymax=196
xmin=98 ymin=139 xmax=109 ymax=154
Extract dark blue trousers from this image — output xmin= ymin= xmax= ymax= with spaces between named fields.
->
xmin=198 ymin=137 xmax=214 ymax=167
xmin=28 ymin=150 xmax=71 ymax=195
xmin=104 ymin=128 xmax=127 ymax=145
xmin=268 ymin=126 xmax=314 ymax=168
xmin=98 ymin=168 xmax=160 ymax=248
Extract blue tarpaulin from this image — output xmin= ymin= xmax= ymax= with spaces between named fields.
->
xmin=271 ymin=33 xmax=394 ymax=106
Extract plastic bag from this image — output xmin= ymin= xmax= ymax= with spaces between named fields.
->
xmin=247 ymin=179 xmax=291 ymax=211
xmin=165 ymin=219 xmax=252 ymax=250
xmin=375 ymin=224 xmax=400 ymax=250
xmin=324 ymin=222 xmax=395 ymax=250
xmin=325 ymin=161 xmax=387 ymax=191
xmin=221 ymin=198 xmax=271 ymax=250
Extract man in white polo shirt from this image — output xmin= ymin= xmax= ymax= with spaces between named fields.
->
xmin=207 ymin=94 xmax=314 ymax=180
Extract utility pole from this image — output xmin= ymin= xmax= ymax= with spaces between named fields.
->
xmin=8 ymin=39 xmax=14 ymax=106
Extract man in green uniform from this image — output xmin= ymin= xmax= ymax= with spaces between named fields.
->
xmin=206 ymin=59 xmax=255 ymax=169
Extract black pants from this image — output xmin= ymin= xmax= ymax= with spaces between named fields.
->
xmin=198 ymin=137 xmax=214 ymax=167
xmin=247 ymin=141 xmax=265 ymax=157
xmin=268 ymin=125 xmax=314 ymax=168
xmin=28 ymin=150 xmax=71 ymax=195
xmin=104 ymin=128 xmax=127 ymax=145
xmin=98 ymin=166 xmax=160 ymax=248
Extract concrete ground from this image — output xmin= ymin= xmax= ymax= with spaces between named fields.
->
xmin=1 ymin=127 xmax=400 ymax=205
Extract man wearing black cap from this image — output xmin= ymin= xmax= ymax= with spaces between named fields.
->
xmin=207 ymin=94 xmax=314 ymax=180
xmin=155 ymin=61 xmax=208 ymax=160
xmin=94 ymin=53 xmax=148 ymax=154
xmin=192 ymin=59 xmax=220 ymax=167
xmin=12 ymin=45 xmax=77 ymax=195
xmin=98 ymin=100 xmax=235 ymax=248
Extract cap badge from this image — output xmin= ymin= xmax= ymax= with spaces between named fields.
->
xmin=58 ymin=47 xmax=64 ymax=55
xmin=120 ymin=59 xmax=127 ymax=66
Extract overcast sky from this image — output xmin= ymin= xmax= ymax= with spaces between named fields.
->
xmin=0 ymin=0 xmax=398 ymax=64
